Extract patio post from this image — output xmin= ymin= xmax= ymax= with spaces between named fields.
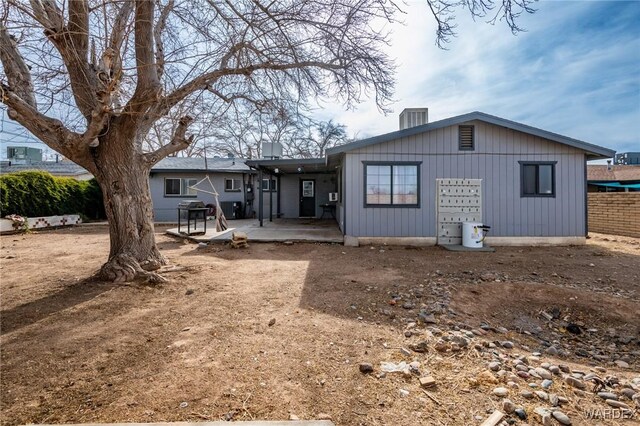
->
xmin=277 ymin=175 xmax=281 ymax=218
xmin=269 ymin=172 xmax=273 ymax=222
xmin=259 ymin=168 xmax=263 ymax=227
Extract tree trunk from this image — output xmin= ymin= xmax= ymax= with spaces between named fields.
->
xmin=93 ymin=137 xmax=167 ymax=283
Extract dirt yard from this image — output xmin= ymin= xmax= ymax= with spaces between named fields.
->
xmin=1 ymin=226 xmax=639 ymax=425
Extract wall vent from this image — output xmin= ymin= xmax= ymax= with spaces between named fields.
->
xmin=458 ymin=125 xmax=475 ymax=150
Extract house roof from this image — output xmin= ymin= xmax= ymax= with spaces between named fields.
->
xmin=587 ymin=165 xmax=640 ymax=182
xmin=0 ymin=161 xmax=90 ymax=177
xmin=151 ymin=157 xmax=252 ymax=173
xmin=326 ymin=111 xmax=616 ymax=160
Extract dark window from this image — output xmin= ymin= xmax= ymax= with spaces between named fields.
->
xmin=459 ymin=125 xmax=475 ymax=150
xmin=165 ymin=178 xmax=181 ymax=196
xmin=364 ymin=162 xmax=420 ymax=207
xmin=225 ymin=178 xmax=241 ymax=192
xmin=261 ymin=178 xmax=277 ymax=191
xmin=520 ymin=162 xmax=556 ymax=197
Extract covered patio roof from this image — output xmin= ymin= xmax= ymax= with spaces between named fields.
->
xmin=245 ymin=158 xmax=336 ymax=174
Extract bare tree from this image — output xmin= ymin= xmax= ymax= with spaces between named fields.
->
xmin=305 ymin=119 xmax=348 ymax=158
xmin=0 ymin=0 xmax=534 ymax=283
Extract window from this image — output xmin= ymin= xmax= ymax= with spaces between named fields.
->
xmin=183 ymin=179 xmax=198 ymax=196
xmin=164 ymin=178 xmax=198 ymax=197
xmin=261 ymin=178 xmax=277 ymax=191
xmin=225 ymin=178 xmax=241 ymax=192
xmin=520 ymin=162 xmax=556 ymax=197
xmin=459 ymin=125 xmax=475 ymax=150
xmin=165 ymin=178 xmax=181 ymax=196
xmin=364 ymin=162 xmax=420 ymax=207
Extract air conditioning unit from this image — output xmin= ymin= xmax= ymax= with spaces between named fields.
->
xmin=329 ymin=192 xmax=338 ymax=202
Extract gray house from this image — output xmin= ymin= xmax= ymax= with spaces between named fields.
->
xmin=150 ymin=157 xmax=255 ymax=222
xmin=248 ymin=109 xmax=615 ymax=246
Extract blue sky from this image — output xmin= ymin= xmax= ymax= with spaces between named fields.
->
xmin=318 ymin=0 xmax=640 ymax=157
xmin=1 ymin=0 xmax=638 ymax=160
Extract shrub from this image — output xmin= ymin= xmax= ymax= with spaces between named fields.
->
xmin=0 ymin=171 xmax=105 ymax=219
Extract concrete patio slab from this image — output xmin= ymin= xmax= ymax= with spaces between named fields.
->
xmin=166 ymin=219 xmax=343 ymax=244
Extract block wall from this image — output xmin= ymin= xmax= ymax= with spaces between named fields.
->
xmin=588 ymin=193 xmax=640 ymax=237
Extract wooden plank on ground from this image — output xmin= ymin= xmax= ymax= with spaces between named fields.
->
xmin=480 ymin=410 xmax=505 ymax=426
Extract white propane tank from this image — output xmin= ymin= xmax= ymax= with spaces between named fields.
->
xmin=462 ymin=222 xmax=483 ymax=248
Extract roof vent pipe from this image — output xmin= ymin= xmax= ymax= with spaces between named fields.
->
xmin=607 ymin=159 xmax=612 ymax=171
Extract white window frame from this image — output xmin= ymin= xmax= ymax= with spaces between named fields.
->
xmin=164 ymin=177 xmax=198 ymax=197
xmin=164 ymin=178 xmax=182 ymax=196
xmin=224 ymin=178 xmax=242 ymax=192
xmin=261 ymin=178 xmax=277 ymax=192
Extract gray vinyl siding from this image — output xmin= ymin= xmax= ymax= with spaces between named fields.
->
xmin=149 ymin=172 xmax=248 ymax=222
xmin=344 ymin=120 xmax=586 ymax=238
xmin=261 ymin=173 xmax=336 ymax=218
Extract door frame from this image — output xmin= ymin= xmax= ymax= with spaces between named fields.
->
xmin=299 ymin=178 xmax=316 ymax=217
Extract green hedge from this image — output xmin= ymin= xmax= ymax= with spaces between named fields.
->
xmin=0 ymin=171 xmax=106 ymax=220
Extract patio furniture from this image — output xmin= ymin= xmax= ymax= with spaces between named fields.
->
xmin=320 ymin=203 xmax=336 ymax=219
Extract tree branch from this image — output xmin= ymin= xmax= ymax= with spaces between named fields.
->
xmin=68 ymin=0 xmax=89 ymax=62
xmin=144 ymin=115 xmax=194 ymax=164
xmin=0 ymin=83 xmax=89 ymax=160
xmin=154 ymin=0 xmax=174 ymax=80
xmin=158 ymin=60 xmax=343 ymax=117
xmin=125 ymin=0 xmax=161 ymax=117
xmin=0 ymin=24 xmax=36 ymax=109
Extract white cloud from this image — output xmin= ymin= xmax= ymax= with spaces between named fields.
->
xmin=317 ymin=0 xmax=640 ymax=153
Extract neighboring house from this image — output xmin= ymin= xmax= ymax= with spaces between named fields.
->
xmin=587 ymin=164 xmax=640 ymax=192
xmin=0 ymin=160 xmax=93 ymax=180
xmin=149 ymin=157 xmax=255 ymax=222
xmin=248 ymin=109 xmax=615 ymax=246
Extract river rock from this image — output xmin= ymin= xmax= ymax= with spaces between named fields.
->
xmin=565 ymin=376 xmax=586 ymax=389
xmin=535 ymin=390 xmax=549 ymax=401
xmin=552 ymin=410 xmax=571 ymax=425
xmin=606 ymin=400 xmax=630 ymax=409
xmin=492 ymin=387 xmax=508 ymax=397
xmin=502 ymin=398 xmax=516 ymax=413
xmin=597 ymin=392 xmax=618 ymax=401
xmin=535 ymin=367 xmax=553 ymax=380
xmin=614 ymin=360 xmax=630 ymax=368
xmin=488 ymin=361 xmax=501 ymax=371
xmin=621 ymin=388 xmax=636 ymax=400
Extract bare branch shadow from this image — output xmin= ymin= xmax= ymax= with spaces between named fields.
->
xmin=0 ymin=278 xmax=117 ymax=335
